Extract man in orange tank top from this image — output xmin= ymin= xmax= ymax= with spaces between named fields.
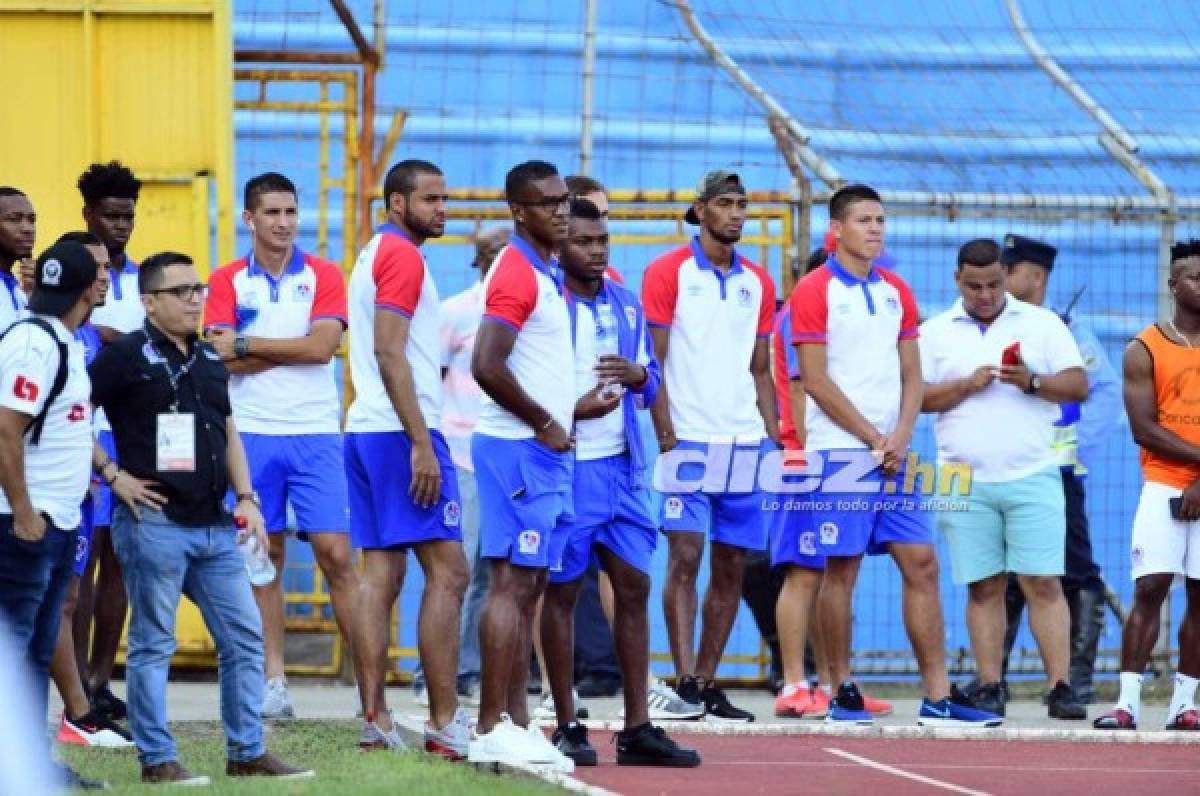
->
xmin=1094 ymin=240 xmax=1200 ymax=731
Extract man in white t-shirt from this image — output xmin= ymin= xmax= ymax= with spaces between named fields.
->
xmin=0 ymin=241 xmax=105 ymax=787
xmin=920 ymin=238 xmax=1088 ymax=721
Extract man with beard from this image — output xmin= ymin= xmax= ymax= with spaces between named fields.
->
xmin=0 ymin=187 xmax=35 ymax=331
xmin=642 ymin=170 xmax=778 ymax=722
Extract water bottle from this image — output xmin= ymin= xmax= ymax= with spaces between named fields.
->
xmin=236 ymin=516 xmax=276 ymax=586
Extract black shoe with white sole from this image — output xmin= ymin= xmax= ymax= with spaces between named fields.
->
xmin=552 ymin=721 xmax=597 ymax=767
xmin=615 ymin=723 xmax=701 ymax=767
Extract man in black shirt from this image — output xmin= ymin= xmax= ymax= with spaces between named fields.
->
xmin=89 ymin=251 xmax=311 ymax=785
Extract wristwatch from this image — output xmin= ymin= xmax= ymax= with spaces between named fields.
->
xmin=1024 ymin=374 xmax=1042 ymax=395
xmin=233 ymin=334 xmax=250 ymax=359
xmin=236 ymin=491 xmax=261 ymax=507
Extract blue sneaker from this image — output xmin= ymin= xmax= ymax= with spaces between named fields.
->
xmin=918 ymin=684 xmax=1003 ymax=728
xmin=825 ymin=682 xmax=873 ymax=725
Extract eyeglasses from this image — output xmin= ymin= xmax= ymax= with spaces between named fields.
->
xmin=150 ymin=283 xmax=208 ymax=300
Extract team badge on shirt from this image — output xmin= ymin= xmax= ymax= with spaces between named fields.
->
xmin=664 ymin=496 xmax=684 ymax=520
xmin=292 ymin=282 xmax=313 ymax=302
xmin=518 ymin=530 xmax=541 ymax=555
xmin=819 ymin=521 xmax=839 ymax=545
xmin=443 ymin=500 xmax=461 ymax=528
xmin=885 ymin=296 xmax=901 ymax=315
xmin=737 ymin=286 xmax=753 ymax=308
xmin=798 ymin=531 xmax=817 ymax=556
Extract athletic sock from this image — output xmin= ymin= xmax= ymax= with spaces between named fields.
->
xmin=780 ymin=682 xmax=807 ymax=699
xmin=817 ymin=683 xmax=832 ymax=696
xmin=1168 ymin=673 xmax=1199 ymax=720
xmin=1116 ymin=671 xmax=1143 ymax=723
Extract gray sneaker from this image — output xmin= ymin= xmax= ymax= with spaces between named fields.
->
xmin=359 ymin=720 xmax=406 ymax=751
xmin=647 ymin=679 xmax=704 ymax=720
xmin=262 ymin=677 xmax=295 ymax=720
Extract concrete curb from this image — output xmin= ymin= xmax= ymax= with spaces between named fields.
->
xmin=392 ymin=715 xmax=619 ymax=796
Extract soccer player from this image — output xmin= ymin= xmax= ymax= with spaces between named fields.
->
xmin=1094 ymin=240 xmax=1200 ymax=731
xmin=540 ymin=197 xmax=699 ymax=767
xmin=0 ymin=187 xmax=35 ymax=331
xmin=467 ymin=161 xmax=574 ymax=770
xmin=791 ymin=184 xmax=998 ymax=726
xmin=566 ymin=174 xmax=623 ymax=287
xmin=344 ymin=160 xmax=470 ymax=756
xmin=643 ymin=169 xmax=778 ymax=722
xmin=204 ymin=172 xmax=362 ymax=722
xmin=920 ymin=238 xmax=1087 ymax=720
xmin=76 ymin=161 xmax=143 ymax=723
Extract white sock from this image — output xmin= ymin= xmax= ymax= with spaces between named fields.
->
xmin=1116 ymin=671 xmax=1143 ymax=721
xmin=818 ymin=683 xmax=832 ymax=695
xmin=1168 ymin=673 xmax=1199 ymax=719
xmin=781 ymin=682 xmax=808 ymax=698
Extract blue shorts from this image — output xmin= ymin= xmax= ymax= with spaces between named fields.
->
xmin=768 ymin=496 xmax=826 ymax=571
xmin=92 ymin=431 xmax=117 ymax=527
xmin=473 ymin=433 xmax=573 ymax=569
xmin=655 ymin=438 xmax=773 ymax=551
xmin=550 ymin=453 xmax=657 ymax=585
xmin=346 ymin=430 xmax=462 ymax=550
xmin=807 ymin=449 xmax=933 ymax=557
xmin=242 ymin=433 xmax=349 ymax=534
xmin=73 ymin=495 xmax=95 ymax=577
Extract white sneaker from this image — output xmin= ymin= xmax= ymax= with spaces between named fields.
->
xmin=359 ymin=720 xmax=406 ymax=751
xmin=468 ymin=714 xmax=533 ymax=765
xmin=262 ymin=677 xmax=294 ymax=720
xmin=533 ymin=688 xmax=587 ymax=721
xmin=425 ymin=707 xmax=472 ymax=760
xmin=523 ymin=722 xmax=575 ymax=773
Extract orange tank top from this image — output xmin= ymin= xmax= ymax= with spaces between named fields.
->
xmin=1137 ymin=323 xmax=1200 ymax=488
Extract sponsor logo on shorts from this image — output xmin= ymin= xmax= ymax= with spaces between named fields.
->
xmin=518 ymin=529 xmax=541 ymax=555
xmin=443 ymin=500 xmax=461 ymax=528
xmin=664 ymin=496 xmax=684 ymax=520
xmin=798 ymin=531 xmax=817 ymax=556
xmin=819 ymin=522 xmax=838 ymax=545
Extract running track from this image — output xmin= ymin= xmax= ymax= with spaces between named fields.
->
xmin=569 ymin=734 xmax=1200 ymax=795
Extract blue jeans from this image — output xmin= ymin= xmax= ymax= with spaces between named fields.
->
xmin=0 ymin=515 xmax=76 ymax=740
xmin=111 ymin=506 xmax=265 ymax=766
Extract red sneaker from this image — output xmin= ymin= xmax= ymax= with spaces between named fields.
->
xmin=774 ymin=685 xmax=815 ymax=718
xmin=807 ymin=686 xmax=831 ymax=718
xmin=1093 ymin=708 xmax=1137 ymax=730
xmin=1166 ymin=708 xmax=1200 ymax=730
xmin=862 ymin=693 xmax=893 ymax=717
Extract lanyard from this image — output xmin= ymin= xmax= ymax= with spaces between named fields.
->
xmin=141 ymin=327 xmax=198 ymax=411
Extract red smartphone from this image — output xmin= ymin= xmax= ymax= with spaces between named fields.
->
xmin=1001 ymin=341 xmax=1021 ymax=366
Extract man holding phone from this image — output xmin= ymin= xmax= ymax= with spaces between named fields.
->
xmin=919 ymin=238 xmax=1088 ymax=720
xmin=1095 ymin=240 xmax=1200 ymax=731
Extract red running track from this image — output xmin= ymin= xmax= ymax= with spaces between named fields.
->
xmin=570 ymin=734 xmax=1200 ymax=795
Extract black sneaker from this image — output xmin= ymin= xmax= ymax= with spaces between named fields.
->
xmin=675 ymin=675 xmax=704 ymax=711
xmin=970 ymin=681 xmax=1007 ymax=717
xmin=615 ymin=723 xmax=701 ymax=767
xmin=552 ymin=721 xmax=597 ymax=766
xmin=91 ymin=684 xmax=127 ymax=721
xmin=1046 ymin=681 xmax=1087 ymax=720
xmin=700 ymin=684 xmax=754 ymax=723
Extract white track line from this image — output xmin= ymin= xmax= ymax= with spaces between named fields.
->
xmin=825 ymin=748 xmax=991 ymax=796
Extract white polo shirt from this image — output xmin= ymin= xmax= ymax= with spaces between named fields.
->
xmin=204 ymin=247 xmax=348 ymax=435
xmin=641 ymin=237 xmax=775 ymax=443
xmin=345 ymin=224 xmax=443 ymax=433
xmin=440 ymin=281 xmax=484 ymax=471
xmin=0 ymin=316 xmax=93 ymax=529
xmin=919 ymin=295 xmax=1084 ymax=482
xmin=475 ymin=237 xmax=575 ymax=440
xmin=790 ymin=256 xmax=920 ymax=451
xmin=90 ymin=257 xmax=143 ymax=334
xmin=573 ymin=294 xmax=627 ymax=461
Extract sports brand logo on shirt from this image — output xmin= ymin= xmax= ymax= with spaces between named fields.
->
xmin=142 ymin=342 xmax=166 ymax=365
xmin=819 ymin=521 xmax=839 ymax=545
xmin=798 ymin=531 xmax=817 ymax=556
xmin=737 ymin=286 xmax=753 ymax=308
xmin=686 ymin=284 xmax=703 ymax=297
xmin=443 ymin=500 xmax=461 ymax=528
xmin=12 ymin=375 xmax=38 ymax=402
xmin=1131 ymin=545 xmax=1144 ymax=566
xmin=517 ymin=530 xmax=541 ymax=555
xmin=67 ymin=404 xmax=88 ymax=423
xmin=885 ymin=296 xmax=901 ymax=315
xmin=664 ymin=496 xmax=684 ymax=520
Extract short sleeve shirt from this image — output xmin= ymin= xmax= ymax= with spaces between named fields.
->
xmin=89 ymin=257 xmax=144 ymax=334
xmin=641 ymin=237 xmax=775 ymax=443
xmin=0 ymin=317 xmax=93 ymax=529
xmin=344 ymin=224 xmax=443 ymax=433
xmin=475 ymin=237 xmax=575 ymax=439
xmin=204 ymin=247 xmax=347 ymax=434
xmin=790 ymin=256 xmax=919 ymax=451
xmin=439 ymin=281 xmax=484 ymax=470
xmin=772 ymin=304 xmax=802 ymax=450
xmin=919 ymin=296 xmax=1084 ymax=482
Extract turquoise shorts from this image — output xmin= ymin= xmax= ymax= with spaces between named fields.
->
xmin=937 ymin=464 xmax=1065 ymax=585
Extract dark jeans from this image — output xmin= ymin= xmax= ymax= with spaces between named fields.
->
xmin=0 ymin=515 xmax=77 ymax=737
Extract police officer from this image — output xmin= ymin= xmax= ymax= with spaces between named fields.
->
xmin=1001 ymin=234 xmax=1124 ymax=703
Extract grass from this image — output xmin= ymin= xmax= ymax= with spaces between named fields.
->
xmin=60 ymin=720 xmax=559 ymax=794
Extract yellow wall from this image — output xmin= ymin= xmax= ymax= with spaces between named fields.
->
xmin=0 ymin=0 xmax=233 ymax=276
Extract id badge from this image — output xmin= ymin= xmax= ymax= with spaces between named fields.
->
xmin=156 ymin=413 xmax=196 ymax=472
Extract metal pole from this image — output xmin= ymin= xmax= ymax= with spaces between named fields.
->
xmin=670 ymin=0 xmax=843 ymax=189
xmin=579 ymin=0 xmax=598 ymax=175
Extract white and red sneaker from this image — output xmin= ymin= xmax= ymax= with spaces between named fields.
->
xmin=425 ymin=707 xmax=472 ymax=760
xmin=1093 ymin=708 xmax=1137 ymax=730
xmin=1166 ymin=708 xmax=1200 ymax=730
xmin=57 ymin=710 xmax=135 ymax=748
